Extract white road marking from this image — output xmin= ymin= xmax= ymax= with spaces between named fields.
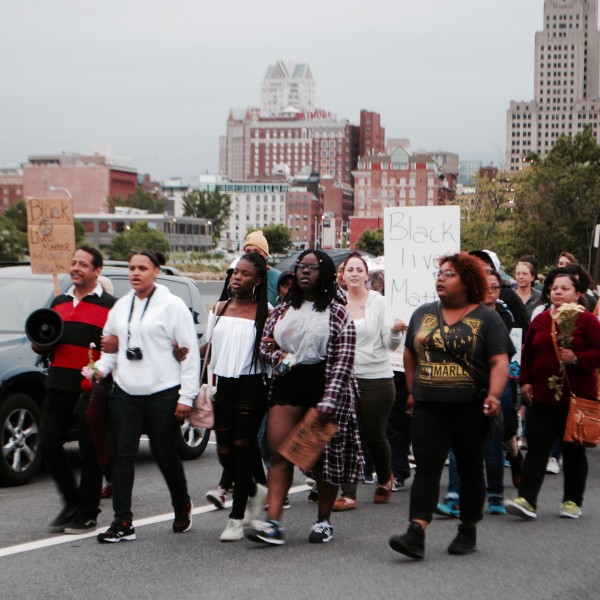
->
xmin=0 ymin=485 xmax=310 ymax=558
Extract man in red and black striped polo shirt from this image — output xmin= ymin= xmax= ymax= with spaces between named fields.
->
xmin=34 ymin=246 xmax=116 ymax=534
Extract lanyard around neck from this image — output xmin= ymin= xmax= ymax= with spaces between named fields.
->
xmin=127 ymin=286 xmax=156 ymax=344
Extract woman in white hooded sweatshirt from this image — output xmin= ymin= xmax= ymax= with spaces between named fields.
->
xmin=333 ymin=253 xmax=407 ymax=510
xmin=94 ymin=250 xmax=200 ymax=544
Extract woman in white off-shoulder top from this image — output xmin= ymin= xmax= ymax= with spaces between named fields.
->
xmin=204 ymin=252 xmax=270 ymax=542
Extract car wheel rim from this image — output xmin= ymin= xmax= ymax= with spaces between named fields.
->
xmin=3 ymin=407 xmax=40 ymax=473
xmin=180 ymin=420 xmax=206 ymax=448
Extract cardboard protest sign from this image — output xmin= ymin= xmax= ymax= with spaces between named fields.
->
xmin=383 ymin=206 xmax=461 ymax=370
xmin=26 ymin=198 xmax=76 ymax=275
xmin=277 ymin=408 xmax=338 ymax=471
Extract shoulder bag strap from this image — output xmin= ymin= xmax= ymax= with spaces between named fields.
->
xmin=201 ymin=297 xmax=233 ymax=383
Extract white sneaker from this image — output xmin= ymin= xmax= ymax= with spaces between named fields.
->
xmin=220 ymin=518 xmax=243 ymax=541
xmin=206 ymin=486 xmax=228 ymax=509
xmin=546 ymin=457 xmax=561 ymax=474
xmin=242 ymin=483 xmax=268 ymax=525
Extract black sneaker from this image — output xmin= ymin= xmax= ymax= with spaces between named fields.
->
xmin=97 ymin=520 xmax=136 ymax=543
xmin=307 ymin=484 xmax=318 ymax=503
xmin=392 ymin=477 xmax=406 ymax=492
xmin=64 ymin=509 xmax=101 ymax=534
xmin=173 ymin=500 xmax=193 ymax=533
xmin=283 ymin=496 xmax=291 ymax=509
xmin=244 ymin=519 xmax=285 ymax=545
xmin=308 ymin=519 xmax=333 ymax=543
xmin=448 ymin=523 xmax=477 ymax=555
xmin=389 ymin=522 xmax=425 ymax=560
xmin=49 ymin=505 xmax=78 ymax=533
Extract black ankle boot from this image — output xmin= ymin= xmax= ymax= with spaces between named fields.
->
xmin=448 ymin=523 xmax=477 ymax=555
xmin=389 ymin=521 xmax=425 ymax=559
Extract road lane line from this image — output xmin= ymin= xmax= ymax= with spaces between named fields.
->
xmin=0 ymin=484 xmax=310 ymax=558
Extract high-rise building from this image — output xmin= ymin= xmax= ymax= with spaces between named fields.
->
xmin=220 ymin=61 xmax=363 ymax=187
xmin=506 ymin=0 xmax=600 ymax=170
xmin=261 ymin=61 xmax=315 ymax=116
xmin=0 ymin=168 xmax=23 ymax=212
xmin=220 ymin=107 xmax=360 ymax=186
xmin=359 ymin=110 xmax=386 ymax=157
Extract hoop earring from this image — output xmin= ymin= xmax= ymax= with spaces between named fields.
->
xmin=252 ymin=285 xmax=257 ymax=299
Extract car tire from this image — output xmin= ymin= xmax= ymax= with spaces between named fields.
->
xmin=176 ymin=419 xmax=210 ymax=460
xmin=0 ymin=393 xmax=43 ymax=486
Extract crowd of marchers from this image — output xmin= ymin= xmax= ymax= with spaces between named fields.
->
xmin=34 ymin=238 xmax=600 ymax=559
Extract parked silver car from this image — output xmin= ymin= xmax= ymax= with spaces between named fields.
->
xmin=0 ymin=265 xmax=210 ymax=486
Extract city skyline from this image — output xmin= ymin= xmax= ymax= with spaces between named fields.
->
xmin=2 ymin=1 xmax=544 ymax=181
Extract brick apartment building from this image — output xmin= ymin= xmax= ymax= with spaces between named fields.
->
xmin=0 ymin=168 xmax=23 ymax=213
xmin=22 ymin=152 xmax=138 ymax=213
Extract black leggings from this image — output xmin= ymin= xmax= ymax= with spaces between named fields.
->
xmin=409 ymin=401 xmax=487 ymax=525
xmin=214 ymin=374 xmax=267 ymax=520
xmin=519 ymin=403 xmax=588 ymax=508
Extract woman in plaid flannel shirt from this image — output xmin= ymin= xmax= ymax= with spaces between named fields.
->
xmin=244 ymin=249 xmax=364 ymax=546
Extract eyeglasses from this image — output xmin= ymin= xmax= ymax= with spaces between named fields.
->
xmin=489 ymin=285 xmax=501 ymax=291
xmin=296 ymin=262 xmax=320 ymax=272
xmin=433 ymin=269 xmax=457 ymax=280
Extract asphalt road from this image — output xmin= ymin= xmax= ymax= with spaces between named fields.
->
xmin=1 ymin=438 xmax=599 ymax=600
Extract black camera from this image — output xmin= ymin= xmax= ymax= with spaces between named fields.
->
xmin=126 ymin=347 xmax=143 ymax=361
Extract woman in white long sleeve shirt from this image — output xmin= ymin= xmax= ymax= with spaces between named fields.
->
xmin=95 ymin=250 xmax=200 ymax=544
xmin=333 ymin=253 xmax=407 ymax=510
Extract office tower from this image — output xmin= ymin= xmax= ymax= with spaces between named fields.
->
xmin=261 ymin=61 xmax=315 ymax=116
xmin=506 ymin=0 xmax=600 ymax=170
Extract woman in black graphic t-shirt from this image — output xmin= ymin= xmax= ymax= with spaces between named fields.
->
xmin=389 ymin=252 xmax=511 ymax=560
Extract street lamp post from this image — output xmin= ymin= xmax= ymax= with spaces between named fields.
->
xmin=48 ymin=186 xmax=72 ymax=199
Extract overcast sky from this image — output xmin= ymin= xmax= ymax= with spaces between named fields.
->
xmin=1 ymin=0 xmax=547 ymax=181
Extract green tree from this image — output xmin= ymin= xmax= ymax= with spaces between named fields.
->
xmin=515 ymin=126 xmax=600 ymax=271
xmin=108 ymin=188 xmax=167 ymax=214
xmin=246 ymin=224 xmax=292 ymax=254
xmin=74 ymin=221 xmax=87 ymax=246
xmin=460 ymin=172 xmax=521 ymax=267
xmin=356 ymin=228 xmax=384 ymax=256
xmin=107 ymin=221 xmax=169 ymax=261
xmin=182 ymin=187 xmax=231 ymax=244
xmin=4 ymin=201 xmax=27 ymax=232
xmin=0 ymin=216 xmax=27 ymax=261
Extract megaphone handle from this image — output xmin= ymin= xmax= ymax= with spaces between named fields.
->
xmin=53 ymin=274 xmax=61 ymax=296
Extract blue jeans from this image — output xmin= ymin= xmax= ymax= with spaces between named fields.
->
xmin=109 ymin=385 xmax=189 ymax=522
xmin=445 ymin=382 xmax=514 ymax=500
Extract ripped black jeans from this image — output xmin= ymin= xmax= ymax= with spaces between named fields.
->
xmin=214 ymin=374 xmax=267 ymax=520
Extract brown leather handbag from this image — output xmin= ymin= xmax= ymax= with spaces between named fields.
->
xmin=563 ymin=394 xmax=600 ymax=447
xmin=551 ymin=319 xmax=600 ymax=447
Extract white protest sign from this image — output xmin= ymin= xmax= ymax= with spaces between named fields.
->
xmin=384 ymin=206 xmax=461 ymax=370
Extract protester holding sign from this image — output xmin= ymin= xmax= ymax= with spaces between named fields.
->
xmin=245 ymin=249 xmax=363 ymax=546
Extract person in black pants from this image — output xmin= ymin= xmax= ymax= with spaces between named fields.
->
xmin=389 ymin=252 xmax=511 ymax=559
xmin=35 ymin=246 xmax=116 ymax=534
xmin=387 ymin=370 xmax=412 ymax=490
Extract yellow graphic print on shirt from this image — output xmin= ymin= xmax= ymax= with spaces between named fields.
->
xmin=415 ymin=313 xmax=484 ymax=389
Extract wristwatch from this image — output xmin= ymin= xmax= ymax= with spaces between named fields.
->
xmin=572 ymin=355 xmax=579 ymax=365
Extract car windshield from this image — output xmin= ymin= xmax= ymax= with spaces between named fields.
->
xmin=0 ymin=278 xmax=55 ymax=332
